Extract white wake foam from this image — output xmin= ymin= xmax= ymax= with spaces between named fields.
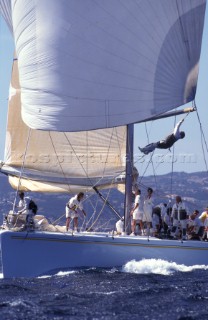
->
xmin=122 ymin=259 xmax=208 ymax=275
xmin=0 ymin=273 xmax=3 ymax=279
xmin=55 ymin=270 xmax=77 ymax=276
xmin=38 ymin=270 xmax=77 ymax=278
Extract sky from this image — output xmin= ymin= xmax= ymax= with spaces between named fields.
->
xmin=0 ymin=9 xmax=208 ymax=177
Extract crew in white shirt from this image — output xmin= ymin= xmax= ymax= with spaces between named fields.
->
xmin=130 ymin=189 xmax=144 ymax=236
xmin=66 ymin=192 xmax=87 ymax=232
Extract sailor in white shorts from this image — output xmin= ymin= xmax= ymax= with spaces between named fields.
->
xmin=66 ymin=192 xmax=87 ymax=232
xmin=130 ymin=189 xmax=144 ymax=235
xmin=143 ymin=187 xmax=154 ymax=236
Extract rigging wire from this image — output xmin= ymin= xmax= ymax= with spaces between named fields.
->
xmin=64 ymin=130 xmax=114 ymax=189
xmin=170 ymin=115 xmax=177 ymax=199
xmin=13 ymin=128 xmax=32 ymax=212
xmin=169 ymin=107 xmax=193 ymax=199
xmin=94 ymin=218 xmax=115 ymax=232
xmin=49 ymin=132 xmax=72 ymax=193
xmin=194 ymin=101 xmax=208 ymax=173
xmin=99 ymin=127 xmax=125 ymax=211
xmin=51 ymin=127 xmax=126 ymax=230
xmin=139 ymin=109 xmax=193 ymax=197
xmin=139 ymin=150 xmax=155 ymax=184
xmin=170 ymin=111 xmax=190 ymax=197
xmin=86 ymin=187 xmax=113 ymax=231
xmin=63 ymin=129 xmax=123 ymax=226
xmin=139 ymin=122 xmax=158 ymax=189
xmin=13 ymin=128 xmax=32 ymax=228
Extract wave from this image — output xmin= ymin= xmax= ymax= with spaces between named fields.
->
xmin=38 ymin=270 xmax=78 ymax=278
xmin=122 ymin=259 xmax=208 ymax=275
xmin=38 ymin=267 xmax=119 ymax=279
xmin=4 ymin=259 xmax=207 ymax=279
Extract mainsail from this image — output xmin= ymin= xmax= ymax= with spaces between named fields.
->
xmin=0 ymin=0 xmax=206 ymax=132
xmin=1 ymin=58 xmax=127 ymax=192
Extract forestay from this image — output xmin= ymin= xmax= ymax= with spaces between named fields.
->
xmin=0 ymin=0 xmax=206 ymax=132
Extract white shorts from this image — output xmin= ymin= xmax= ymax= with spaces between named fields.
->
xmin=143 ymin=211 xmax=152 ymax=223
xmin=65 ymin=206 xmax=78 ymax=218
xmin=133 ymin=210 xmax=143 ymax=220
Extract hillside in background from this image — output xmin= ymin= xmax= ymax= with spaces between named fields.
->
xmin=0 ymin=171 xmax=208 ymax=231
xmin=141 ymin=171 xmax=208 ymax=210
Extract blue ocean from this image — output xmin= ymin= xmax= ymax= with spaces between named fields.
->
xmin=0 ymin=258 xmax=208 ymax=320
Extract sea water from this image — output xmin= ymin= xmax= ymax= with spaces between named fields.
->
xmin=0 ymin=257 xmax=208 ymax=320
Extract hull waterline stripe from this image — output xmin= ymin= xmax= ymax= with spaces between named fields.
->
xmin=10 ymin=235 xmax=208 ymax=251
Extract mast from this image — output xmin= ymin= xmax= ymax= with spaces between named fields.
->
xmin=124 ymin=124 xmax=134 ymax=234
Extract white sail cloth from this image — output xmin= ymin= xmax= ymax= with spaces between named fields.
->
xmin=1 ymin=58 xmax=126 ymax=192
xmin=0 ymin=0 xmax=206 ymax=132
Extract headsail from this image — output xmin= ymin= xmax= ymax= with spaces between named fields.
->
xmin=1 ymin=58 xmax=126 ymax=192
xmin=0 ymin=0 xmax=206 ymax=132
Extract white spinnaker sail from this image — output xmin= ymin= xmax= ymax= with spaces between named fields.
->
xmin=0 ymin=0 xmax=206 ymax=132
xmin=1 ymin=58 xmax=126 ymax=192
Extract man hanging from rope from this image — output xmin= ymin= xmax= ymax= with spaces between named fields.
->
xmin=139 ymin=119 xmax=185 ymax=155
